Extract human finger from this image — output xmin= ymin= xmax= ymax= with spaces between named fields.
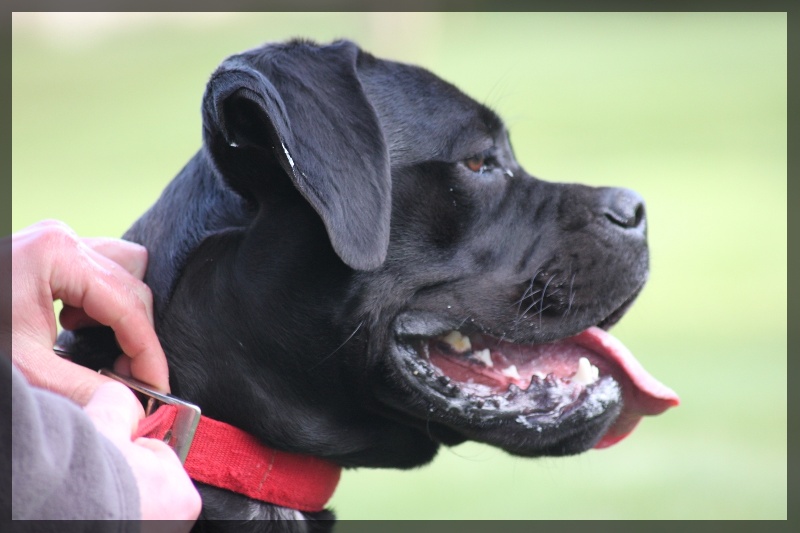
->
xmin=83 ymin=381 xmax=144 ymax=440
xmin=81 ymin=237 xmax=148 ymax=281
xmin=50 ymin=244 xmax=169 ymax=391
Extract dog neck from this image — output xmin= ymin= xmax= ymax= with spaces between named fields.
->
xmin=136 ymin=404 xmax=341 ymax=512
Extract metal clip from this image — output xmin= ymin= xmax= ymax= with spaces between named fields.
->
xmin=98 ymin=369 xmax=201 ymax=464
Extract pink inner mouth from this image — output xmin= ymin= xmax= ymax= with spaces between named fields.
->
xmin=426 ymin=326 xmax=679 ymax=449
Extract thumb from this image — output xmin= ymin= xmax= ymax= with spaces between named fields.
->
xmin=83 ymin=381 xmax=144 ymax=443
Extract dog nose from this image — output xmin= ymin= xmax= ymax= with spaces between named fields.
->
xmin=601 ymin=187 xmax=646 ymax=232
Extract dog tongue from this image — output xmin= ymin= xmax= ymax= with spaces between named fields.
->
xmin=573 ymin=327 xmax=679 ymax=449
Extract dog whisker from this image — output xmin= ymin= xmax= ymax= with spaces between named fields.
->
xmin=456 ymin=316 xmax=472 ymax=330
xmin=565 ymin=271 xmax=577 ymax=321
xmin=310 ymin=321 xmax=364 ymax=370
xmin=511 ymin=267 xmax=546 ymax=333
xmin=538 ymin=273 xmax=556 ymax=329
xmin=514 ymin=276 xmax=536 ymax=309
xmin=519 ymin=288 xmax=544 ymax=320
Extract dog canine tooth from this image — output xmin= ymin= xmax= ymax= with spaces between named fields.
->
xmin=500 ymin=364 xmax=521 ymax=381
xmin=572 ymin=357 xmax=600 ymax=386
xmin=441 ymin=330 xmax=472 ymax=353
xmin=473 ymin=348 xmax=493 ymax=367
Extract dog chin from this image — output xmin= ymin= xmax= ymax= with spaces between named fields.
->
xmin=386 ymin=316 xmax=625 ymax=456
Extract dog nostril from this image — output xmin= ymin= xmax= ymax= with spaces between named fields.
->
xmin=603 ymin=188 xmax=646 ymax=231
xmin=606 ymin=203 xmax=645 ymax=229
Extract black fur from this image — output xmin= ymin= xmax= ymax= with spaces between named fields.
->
xmin=60 ymin=39 xmax=649 ymax=531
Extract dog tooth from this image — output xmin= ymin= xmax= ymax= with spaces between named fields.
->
xmin=473 ymin=348 xmax=493 ymax=367
xmin=501 ymin=365 xmax=521 ymax=381
xmin=441 ymin=330 xmax=472 ymax=353
xmin=572 ymin=357 xmax=599 ymax=386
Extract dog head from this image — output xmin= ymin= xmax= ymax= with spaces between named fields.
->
xmin=67 ymin=39 xmax=677 ymax=470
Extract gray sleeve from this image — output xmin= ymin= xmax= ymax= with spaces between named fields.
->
xmin=10 ymin=359 xmax=141 ymax=524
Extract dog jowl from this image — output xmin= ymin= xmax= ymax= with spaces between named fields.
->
xmin=61 ymin=39 xmax=679 ymax=525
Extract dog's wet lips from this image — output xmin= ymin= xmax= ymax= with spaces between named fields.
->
xmin=409 ymin=326 xmax=679 ymax=449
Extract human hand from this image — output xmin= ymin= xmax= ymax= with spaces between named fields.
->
xmin=7 ymin=219 xmax=169 ymax=409
xmin=85 ymin=380 xmax=201 ymax=524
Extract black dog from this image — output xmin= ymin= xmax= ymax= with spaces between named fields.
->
xmin=60 ymin=39 xmax=677 ymax=531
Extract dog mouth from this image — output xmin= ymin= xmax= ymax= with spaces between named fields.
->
xmin=391 ymin=317 xmax=679 ymax=452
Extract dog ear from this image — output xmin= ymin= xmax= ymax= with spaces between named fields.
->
xmin=201 ymin=41 xmax=391 ymax=270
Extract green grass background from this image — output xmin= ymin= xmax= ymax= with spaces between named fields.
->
xmin=11 ymin=13 xmax=786 ymax=520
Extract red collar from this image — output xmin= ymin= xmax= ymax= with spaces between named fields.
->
xmin=135 ymin=405 xmax=341 ymax=513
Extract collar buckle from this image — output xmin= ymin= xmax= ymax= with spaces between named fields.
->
xmin=99 ymin=369 xmax=201 ymax=463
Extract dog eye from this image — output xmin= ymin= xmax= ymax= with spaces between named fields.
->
xmin=465 ymin=154 xmax=500 ymax=175
xmin=465 ymin=156 xmax=486 ymax=173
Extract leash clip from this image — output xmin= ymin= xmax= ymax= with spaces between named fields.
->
xmin=99 ymin=369 xmax=201 ymax=463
